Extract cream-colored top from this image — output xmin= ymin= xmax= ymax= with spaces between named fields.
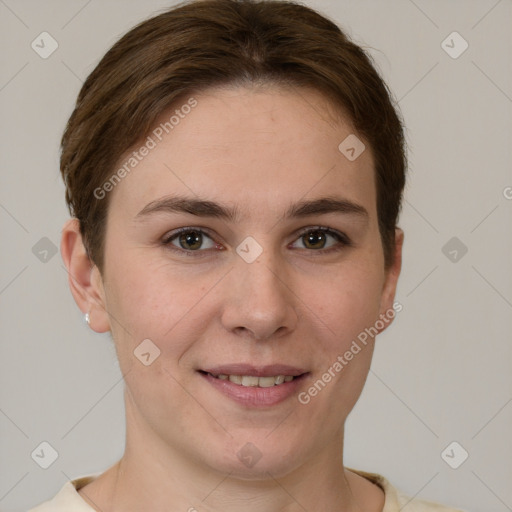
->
xmin=28 ymin=470 xmax=464 ymax=511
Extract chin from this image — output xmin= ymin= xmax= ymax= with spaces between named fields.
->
xmin=201 ymin=434 xmax=307 ymax=481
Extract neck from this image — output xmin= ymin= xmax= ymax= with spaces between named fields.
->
xmin=79 ymin=393 xmax=382 ymax=512
xmin=112 ymin=445 xmax=354 ymax=512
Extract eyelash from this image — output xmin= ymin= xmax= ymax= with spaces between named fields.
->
xmin=162 ymin=226 xmax=351 ymax=257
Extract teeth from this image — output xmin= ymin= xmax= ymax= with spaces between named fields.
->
xmin=241 ymin=376 xmax=259 ymax=387
xmin=258 ymin=376 xmax=278 ymax=388
xmin=211 ymin=374 xmax=295 ymax=387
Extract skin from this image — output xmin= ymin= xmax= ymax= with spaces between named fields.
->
xmin=61 ymin=85 xmax=403 ymax=512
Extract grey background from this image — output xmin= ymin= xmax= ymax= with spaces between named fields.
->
xmin=1 ymin=1 xmax=511 ymax=511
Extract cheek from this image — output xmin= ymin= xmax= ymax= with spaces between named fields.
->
xmin=298 ymin=269 xmax=383 ymax=422
xmin=306 ymin=262 xmax=385 ymax=342
xmin=104 ymin=255 xmax=222 ymax=362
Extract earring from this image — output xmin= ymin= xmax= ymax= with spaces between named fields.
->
xmin=84 ymin=312 xmax=90 ymax=326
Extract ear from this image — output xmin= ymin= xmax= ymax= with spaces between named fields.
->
xmin=377 ymin=228 xmax=404 ymax=332
xmin=60 ymin=218 xmax=111 ymax=333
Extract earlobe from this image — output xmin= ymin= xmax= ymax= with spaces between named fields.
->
xmin=377 ymin=228 xmax=404 ymax=333
xmin=60 ymin=218 xmax=111 ymax=333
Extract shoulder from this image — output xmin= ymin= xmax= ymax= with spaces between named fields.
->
xmin=28 ymin=476 xmax=98 ymax=512
xmin=392 ymin=486 xmax=465 ymax=512
xmin=349 ymin=468 xmax=466 ymax=512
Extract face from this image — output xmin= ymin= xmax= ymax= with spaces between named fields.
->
xmin=87 ymin=85 xmax=401 ymax=478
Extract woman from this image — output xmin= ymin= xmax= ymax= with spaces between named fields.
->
xmin=30 ymin=0 xmax=463 ymax=510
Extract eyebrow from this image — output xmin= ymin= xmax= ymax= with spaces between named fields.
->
xmin=134 ymin=195 xmax=369 ymax=222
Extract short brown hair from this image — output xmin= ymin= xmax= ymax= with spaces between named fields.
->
xmin=61 ymin=0 xmax=406 ymax=271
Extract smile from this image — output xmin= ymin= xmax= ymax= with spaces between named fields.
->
xmin=199 ymin=367 xmax=309 ymax=407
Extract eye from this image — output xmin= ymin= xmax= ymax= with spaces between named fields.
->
xmin=291 ymin=227 xmax=350 ymax=252
xmin=163 ymin=228 xmax=219 ymax=253
xmin=162 ymin=226 xmax=350 ymax=257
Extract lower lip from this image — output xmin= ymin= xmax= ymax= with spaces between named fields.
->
xmin=200 ymin=372 xmax=307 ymax=407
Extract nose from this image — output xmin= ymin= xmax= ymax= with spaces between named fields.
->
xmin=220 ymin=249 xmax=299 ymax=340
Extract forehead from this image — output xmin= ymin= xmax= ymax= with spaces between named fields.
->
xmin=107 ymin=85 xmax=376 ymax=221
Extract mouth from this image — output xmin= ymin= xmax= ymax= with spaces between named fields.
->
xmin=198 ymin=365 xmax=309 ymax=407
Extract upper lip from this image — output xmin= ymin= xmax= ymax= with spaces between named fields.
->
xmin=200 ymin=364 xmax=308 ymax=377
